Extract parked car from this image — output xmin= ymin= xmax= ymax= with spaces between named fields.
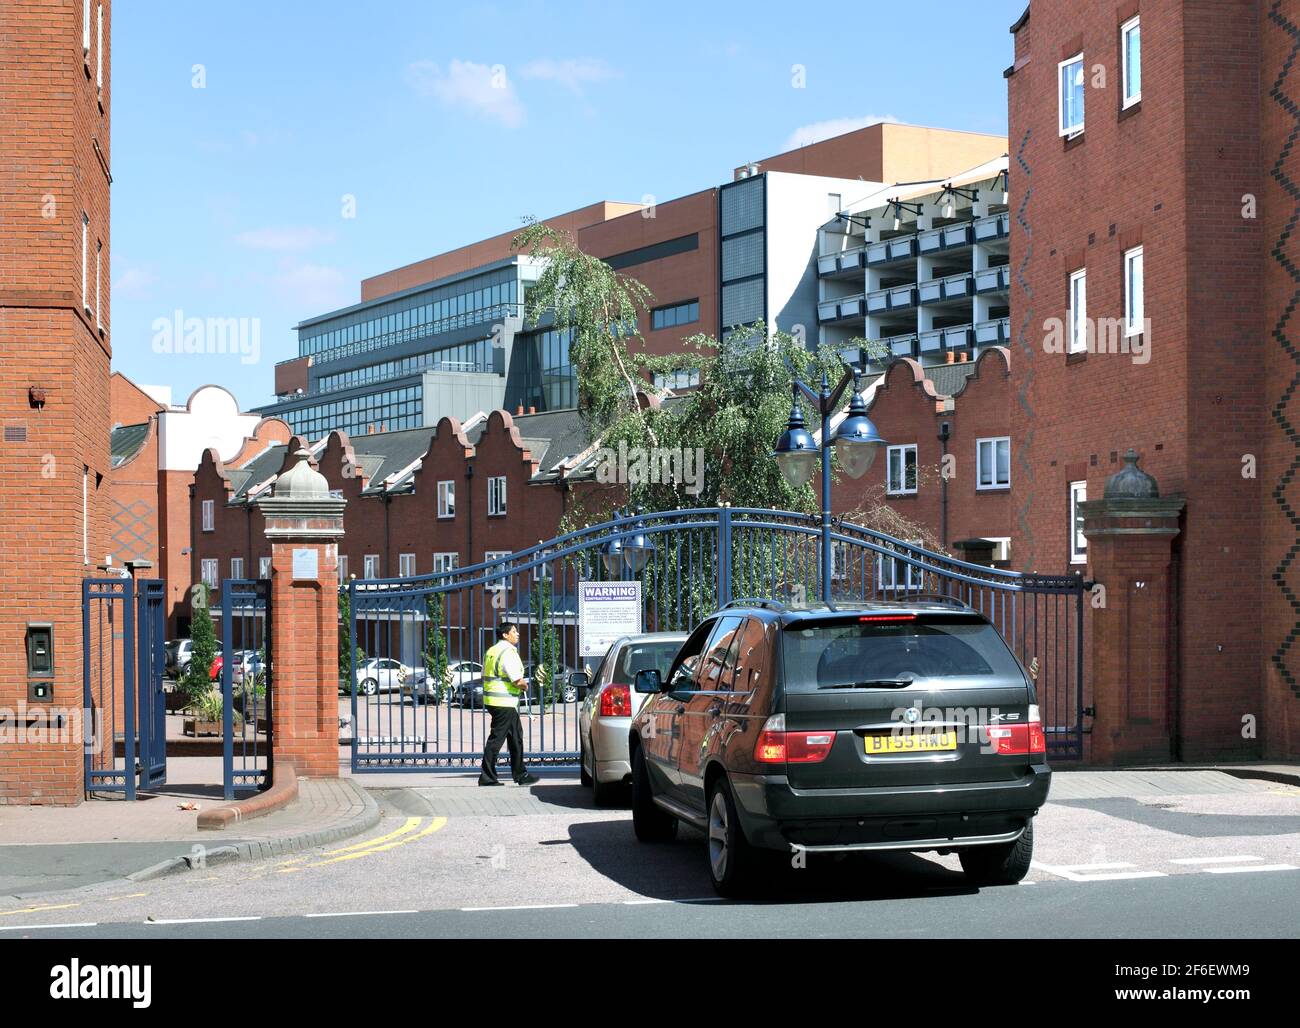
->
xmin=231 ymin=651 xmax=267 ymax=687
xmin=523 ymin=662 xmax=584 ymax=703
xmin=451 ymin=665 xmax=582 ymax=708
xmin=352 ymin=657 xmax=415 ymax=696
xmin=628 ymin=599 xmax=1051 ymax=897
xmin=578 ymin=633 xmax=688 ymax=804
xmin=402 ymin=660 xmax=483 ymax=704
xmin=164 ymin=639 xmax=193 ymax=678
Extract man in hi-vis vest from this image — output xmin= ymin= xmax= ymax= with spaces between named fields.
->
xmin=478 ymin=620 xmax=539 ymax=786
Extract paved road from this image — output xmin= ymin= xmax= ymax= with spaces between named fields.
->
xmin=3 ymin=772 xmax=1297 ymax=938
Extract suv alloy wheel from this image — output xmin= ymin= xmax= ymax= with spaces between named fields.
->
xmin=707 ymin=777 xmax=758 ymax=897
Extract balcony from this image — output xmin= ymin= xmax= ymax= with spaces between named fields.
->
xmin=866 ymin=234 xmax=918 ymax=266
xmin=817 ymin=246 xmax=867 ymax=278
xmin=918 ymin=271 xmax=974 ymax=305
xmin=919 ymin=325 xmax=972 ymax=354
xmin=817 ymin=293 xmax=866 ymax=323
xmin=973 ymin=212 xmax=1011 ymax=243
xmin=866 ymin=284 xmax=919 ymax=314
xmin=917 ymin=222 xmax=974 ymax=255
xmin=974 ymin=317 xmax=1012 ymax=345
xmin=887 ymin=334 xmax=919 ymax=359
xmin=974 ymin=266 xmax=1011 ymax=293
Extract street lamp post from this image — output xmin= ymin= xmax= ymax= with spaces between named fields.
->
xmin=773 ymin=367 xmax=886 ymax=603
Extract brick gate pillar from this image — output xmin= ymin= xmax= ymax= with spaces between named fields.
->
xmin=257 ymin=449 xmax=346 ymax=778
xmin=1079 ymin=450 xmax=1185 ymax=765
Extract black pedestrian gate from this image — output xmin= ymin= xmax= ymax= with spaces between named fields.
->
xmin=82 ymin=577 xmax=167 ymax=798
xmin=347 ymin=507 xmax=1087 ymax=773
xmin=220 ymin=579 xmax=272 ymax=798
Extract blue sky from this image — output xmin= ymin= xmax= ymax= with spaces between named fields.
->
xmin=111 ymin=0 xmax=1024 ymax=407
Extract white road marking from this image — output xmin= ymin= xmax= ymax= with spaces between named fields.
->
xmin=1169 ymin=856 xmax=1261 ymax=865
xmin=0 ymin=921 xmax=97 ymax=932
xmin=677 ymin=896 xmax=728 ymax=903
xmin=1031 ymin=861 xmax=1167 ymax=882
xmin=460 ymin=903 xmax=578 ymax=912
xmin=145 ymin=916 xmax=262 ymax=925
xmin=622 ymin=898 xmax=671 ymax=905
xmin=303 ymin=910 xmax=420 ymax=918
xmin=1205 ymin=864 xmax=1297 ymax=874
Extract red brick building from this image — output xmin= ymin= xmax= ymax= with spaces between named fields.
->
xmin=1006 ymin=0 xmax=1299 ymax=760
xmin=0 ymin=0 xmax=113 ymax=804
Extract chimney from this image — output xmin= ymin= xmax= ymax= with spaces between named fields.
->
xmin=959 ymin=351 xmax=969 ymax=363
xmin=516 ymin=404 xmax=524 ymax=416
xmin=528 ymin=406 xmax=536 ymax=416
xmin=946 ymin=351 xmax=956 ymax=364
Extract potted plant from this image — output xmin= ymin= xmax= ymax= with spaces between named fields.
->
xmin=183 ymin=688 xmax=237 ymax=737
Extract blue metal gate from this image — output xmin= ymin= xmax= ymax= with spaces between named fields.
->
xmin=83 ymin=576 xmax=167 ymax=798
xmin=220 ymin=579 xmax=272 ymax=798
xmin=347 ymin=507 xmax=1086 ymax=772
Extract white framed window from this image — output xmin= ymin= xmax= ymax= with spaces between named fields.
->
xmin=886 ymin=444 xmax=918 ymax=495
xmin=230 ymin=557 xmax=244 ymax=580
xmin=96 ymin=4 xmax=103 ymax=92
xmin=259 ymin=556 xmax=272 ymax=579
xmin=876 ymin=550 xmax=922 ymax=592
xmin=1124 ymin=246 xmax=1144 ymax=336
xmin=83 ymin=0 xmax=91 ymax=53
xmin=432 ymin=552 xmax=460 ymax=575
xmin=81 ymin=213 xmax=90 ymax=312
xmin=437 ymin=480 xmax=455 ymax=518
xmin=337 ymin=554 xmax=349 ymax=581
xmin=201 ymin=559 xmax=219 ymax=589
xmin=1058 ymin=53 xmax=1085 ymax=136
xmin=398 ymin=553 xmax=416 ymax=577
xmin=201 ymin=499 xmax=214 ymax=532
xmin=831 ymin=540 xmax=850 ymax=581
xmin=1068 ymin=268 xmax=1087 ymax=353
xmin=485 ymin=549 xmax=511 ymax=591
xmin=653 ymin=369 xmax=701 ymax=391
xmin=363 ymin=554 xmax=379 ymax=579
xmin=1069 ymin=481 xmax=1088 ymax=564
xmin=977 ymin=437 xmax=1011 ymax=490
xmin=95 ymin=240 xmax=102 ymax=330
xmin=1121 ymin=16 xmax=1141 ymax=108
xmin=488 ymin=476 xmax=507 ymax=516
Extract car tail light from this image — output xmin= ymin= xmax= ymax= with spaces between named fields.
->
xmin=1028 ymin=704 xmax=1046 ymax=754
xmin=988 ymin=707 xmax=1047 ymax=756
xmin=858 ymin=614 xmax=916 ymax=623
xmin=753 ymin=714 xmax=835 ymax=764
xmin=599 ymin=684 xmax=632 ymax=718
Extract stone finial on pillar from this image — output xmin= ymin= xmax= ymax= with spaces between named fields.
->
xmin=1079 ymin=450 xmax=1185 ymax=764
xmin=257 ymin=449 xmax=346 ymax=778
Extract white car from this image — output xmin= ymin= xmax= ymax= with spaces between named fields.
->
xmin=402 ymin=660 xmax=484 ymax=704
xmin=577 ymin=633 xmax=687 ymax=805
xmin=353 ymin=658 xmax=414 ymax=696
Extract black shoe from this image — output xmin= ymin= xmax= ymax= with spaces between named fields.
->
xmin=478 ymin=777 xmax=503 ymax=787
xmin=515 ymin=773 xmax=540 ymax=786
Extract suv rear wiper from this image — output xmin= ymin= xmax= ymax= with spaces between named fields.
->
xmin=820 ymin=677 xmax=915 ymax=690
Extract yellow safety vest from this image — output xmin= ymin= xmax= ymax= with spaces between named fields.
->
xmin=483 ymin=641 xmax=521 ymax=708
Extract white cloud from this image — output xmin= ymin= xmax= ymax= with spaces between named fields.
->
xmin=404 ymin=59 xmax=524 ymax=128
xmin=273 ymin=262 xmax=350 ymax=312
xmin=517 ymin=57 xmax=617 ymax=95
xmin=113 ymin=267 xmax=158 ymax=300
xmin=236 ymin=227 xmax=337 ymax=252
xmin=782 ymin=115 xmax=903 ymax=151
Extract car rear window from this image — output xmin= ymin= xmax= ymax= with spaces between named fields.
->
xmin=780 ymin=615 xmax=1024 ymax=692
xmin=614 ymin=641 xmax=681 ymax=684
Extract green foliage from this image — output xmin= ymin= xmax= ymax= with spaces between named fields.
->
xmin=183 ymin=585 xmax=218 ymax=701
xmin=423 ymin=592 xmax=450 ymax=703
xmin=528 ymin=578 xmax=563 ymax=705
xmin=194 ymin=687 xmax=226 ymax=724
xmin=337 ymin=589 xmax=367 ymax=693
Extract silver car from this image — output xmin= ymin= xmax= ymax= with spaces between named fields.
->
xmin=577 ymin=633 xmax=687 ymax=805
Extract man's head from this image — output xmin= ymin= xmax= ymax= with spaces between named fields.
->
xmin=498 ymin=620 xmax=520 ymax=645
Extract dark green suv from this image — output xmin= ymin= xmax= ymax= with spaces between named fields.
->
xmin=628 ymin=599 xmax=1051 ymax=896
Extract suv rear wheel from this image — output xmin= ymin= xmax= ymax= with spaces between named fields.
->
xmin=631 ymin=747 xmax=676 ymax=842
xmin=958 ymin=820 xmax=1034 ymax=886
xmin=707 ymin=777 xmax=758 ymax=897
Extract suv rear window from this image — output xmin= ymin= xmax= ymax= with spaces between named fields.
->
xmin=780 ymin=614 xmax=1024 ymax=692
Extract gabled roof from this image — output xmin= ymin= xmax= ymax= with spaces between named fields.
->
xmin=110 ymin=422 xmax=151 ymax=468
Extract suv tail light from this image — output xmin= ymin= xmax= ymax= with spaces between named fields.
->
xmin=599 ymin=684 xmax=632 ymax=718
xmin=753 ymin=713 xmax=835 ymax=764
xmin=987 ymin=705 xmax=1047 ymax=756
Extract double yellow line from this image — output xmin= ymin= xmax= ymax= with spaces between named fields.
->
xmin=276 ymin=816 xmax=447 ymax=872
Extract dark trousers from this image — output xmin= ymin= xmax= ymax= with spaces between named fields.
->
xmin=480 ymin=705 xmax=526 ymax=783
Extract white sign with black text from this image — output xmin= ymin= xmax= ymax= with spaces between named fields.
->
xmin=578 ymin=581 xmax=642 ymax=658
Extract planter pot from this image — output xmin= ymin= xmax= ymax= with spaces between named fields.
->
xmin=164 ymin=690 xmax=190 ymax=713
xmin=183 ymin=718 xmax=223 ymax=738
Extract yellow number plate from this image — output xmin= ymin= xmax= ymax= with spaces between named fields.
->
xmin=865 ymin=730 xmax=958 ymax=754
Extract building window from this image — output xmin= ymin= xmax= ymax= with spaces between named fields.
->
xmin=201 ymin=559 xmax=219 ymax=590
xmin=877 ymin=551 xmax=922 ymax=592
xmin=488 ymin=476 xmax=507 ymax=516
xmin=81 ymin=213 xmax=90 ymax=312
xmin=1068 ymin=268 xmax=1087 ymax=353
xmin=1070 ymin=481 xmax=1088 ymax=564
xmin=886 ymin=444 xmax=918 ymax=495
xmin=1058 ymin=54 xmax=1085 ymax=136
xmin=363 ymin=554 xmax=379 ymax=579
xmin=201 ymin=499 xmax=214 ymax=532
xmin=399 ymin=553 xmax=416 ymax=577
xmin=437 ymin=480 xmax=455 ymax=518
xmin=95 ymin=240 xmax=102 ymax=331
xmin=1121 ymin=16 xmax=1141 ymax=108
xmin=231 ymin=558 xmax=244 ymax=580
xmin=338 ymin=554 xmax=349 ymax=581
xmin=653 ymin=369 xmax=701 ymax=391
xmin=433 ymin=552 xmax=460 ymax=576
xmin=259 ymin=556 xmax=272 ymax=579
xmin=1124 ymin=246 xmax=1144 ymax=336
xmin=485 ymin=549 xmax=511 ymax=591
xmin=977 ymin=437 xmax=1011 ymax=490
xmin=83 ymin=0 xmax=91 ymax=53
xmin=650 ymin=300 xmax=700 ymax=331
xmin=96 ymin=4 xmax=103 ymax=92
